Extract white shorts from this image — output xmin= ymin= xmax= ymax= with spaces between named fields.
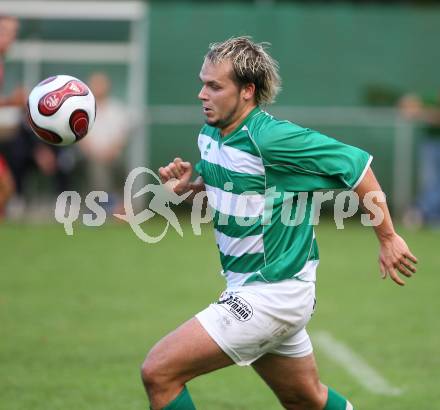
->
xmin=195 ymin=279 xmax=316 ymax=366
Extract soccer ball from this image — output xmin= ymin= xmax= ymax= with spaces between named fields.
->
xmin=27 ymin=75 xmax=96 ymax=146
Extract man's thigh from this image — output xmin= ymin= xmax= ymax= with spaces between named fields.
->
xmin=145 ymin=317 xmax=234 ymax=384
xmin=252 ymin=352 xmax=327 ymax=410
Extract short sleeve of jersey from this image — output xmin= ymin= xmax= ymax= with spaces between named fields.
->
xmin=256 ymin=120 xmax=372 ymax=190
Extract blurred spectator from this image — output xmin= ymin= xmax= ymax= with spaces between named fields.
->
xmin=400 ymin=92 xmax=440 ymax=227
xmin=79 ymin=72 xmax=130 ymax=212
xmin=0 ymin=153 xmax=14 ymax=220
xmin=1 ymin=86 xmax=74 ymax=220
xmin=5 ymin=115 xmax=73 ymax=199
xmin=0 ymin=15 xmax=73 ymax=216
xmin=0 ymin=15 xmax=21 ymax=219
xmin=0 ymin=15 xmax=23 ymax=107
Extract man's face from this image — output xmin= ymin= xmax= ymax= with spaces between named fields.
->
xmin=198 ymin=58 xmax=244 ymax=130
xmin=0 ymin=17 xmax=19 ymax=55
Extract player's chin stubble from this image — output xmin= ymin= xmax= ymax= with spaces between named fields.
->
xmin=205 ymin=106 xmax=237 ymax=131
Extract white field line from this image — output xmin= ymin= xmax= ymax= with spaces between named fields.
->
xmin=314 ymin=331 xmax=403 ymax=396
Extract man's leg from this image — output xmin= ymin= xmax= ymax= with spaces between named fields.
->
xmin=252 ymin=352 xmax=353 ymax=410
xmin=141 ymin=317 xmax=234 ymax=410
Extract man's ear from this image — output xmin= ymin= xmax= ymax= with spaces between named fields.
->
xmin=242 ymin=83 xmax=256 ymax=102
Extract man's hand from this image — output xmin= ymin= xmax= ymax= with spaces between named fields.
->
xmin=378 ymin=233 xmax=418 ymax=286
xmin=158 ymin=158 xmax=193 ymax=194
xmin=355 ymin=167 xmax=419 ymax=286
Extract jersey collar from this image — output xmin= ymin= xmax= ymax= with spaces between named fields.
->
xmin=218 ymin=106 xmax=261 ymax=145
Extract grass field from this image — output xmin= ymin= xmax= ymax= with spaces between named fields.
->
xmin=0 ymin=217 xmax=438 ymax=409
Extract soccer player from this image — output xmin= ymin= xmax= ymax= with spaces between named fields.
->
xmin=141 ymin=37 xmax=418 ymax=410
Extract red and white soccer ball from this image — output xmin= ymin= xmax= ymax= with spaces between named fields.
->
xmin=27 ymin=75 xmax=96 ymax=146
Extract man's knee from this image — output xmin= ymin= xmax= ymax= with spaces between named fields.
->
xmin=141 ymin=353 xmax=190 ymax=409
xmin=280 ymin=397 xmax=320 ymax=410
xmin=279 ymin=383 xmax=327 ymax=410
xmin=140 ymin=350 xmax=173 ymax=391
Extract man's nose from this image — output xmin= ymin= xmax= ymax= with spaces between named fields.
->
xmin=198 ymin=85 xmax=207 ymax=101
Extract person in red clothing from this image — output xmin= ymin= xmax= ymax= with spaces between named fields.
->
xmin=0 ymin=154 xmax=14 ymax=219
xmin=0 ymin=15 xmax=23 ymax=107
xmin=0 ymin=15 xmax=20 ymax=218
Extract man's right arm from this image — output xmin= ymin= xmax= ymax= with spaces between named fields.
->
xmin=158 ymin=157 xmax=205 ymax=204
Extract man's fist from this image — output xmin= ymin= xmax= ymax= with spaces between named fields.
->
xmin=158 ymin=158 xmax=193 ymax=194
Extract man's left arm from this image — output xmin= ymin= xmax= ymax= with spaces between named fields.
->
xmin=354 ymin=167 xmax=418 ymax=286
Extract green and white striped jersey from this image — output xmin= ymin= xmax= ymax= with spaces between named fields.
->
xmin=195 ymin=107 xmax=372 ymax=287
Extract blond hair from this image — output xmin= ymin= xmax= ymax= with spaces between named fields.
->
xmin=205 ymin=36 xmax=281 ymax=105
